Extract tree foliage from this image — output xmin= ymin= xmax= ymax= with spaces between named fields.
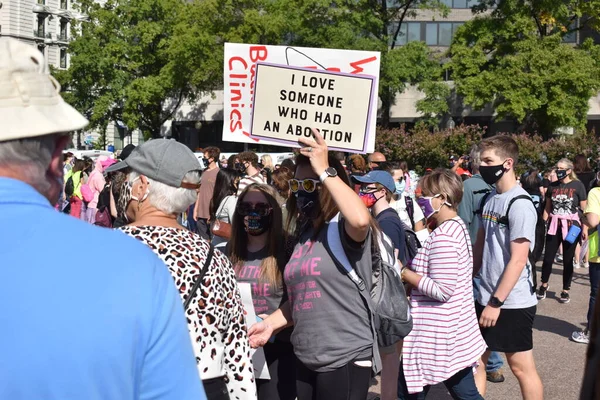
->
xmin=55 ymin=0 xmax=222 ymax=139
xmin=58 ymin=0 xmax=456 ymax=139
xmin=448 ymin=0 xmax=600 ymax=138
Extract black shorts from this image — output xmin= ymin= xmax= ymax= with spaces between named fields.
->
xmin=475 ymin=302 xmax=536 ymax=353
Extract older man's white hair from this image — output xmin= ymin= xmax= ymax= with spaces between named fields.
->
xmin=0 ymin=133 xmax=67 ymax=194
xmin=128 ymin=170 xmax=200 ymax=215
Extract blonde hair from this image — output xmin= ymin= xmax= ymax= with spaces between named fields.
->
xmin=557 ymin=158 xmax=578 ymax=181
xmin=261 ymin=154 xmax=274 ymax=170
xmin=420 ymin=168 xmax=463 ymax=210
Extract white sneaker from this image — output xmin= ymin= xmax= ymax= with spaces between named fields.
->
xmin=574 ymin=261 xmax=580 ymax=269
xmin=556 ymin=254 xmax=563 ymax=263
xmin=583 ymin=261 xmax=590 ymax=269
xmin=572 ymin=330 xmax=590 ymax=344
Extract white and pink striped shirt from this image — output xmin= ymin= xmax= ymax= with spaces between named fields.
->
xmin=402 ymin=217 xmax=487 ymax=394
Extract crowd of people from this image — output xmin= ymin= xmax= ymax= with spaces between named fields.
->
xmin=4 ymin=37 xmax=600 ymax=400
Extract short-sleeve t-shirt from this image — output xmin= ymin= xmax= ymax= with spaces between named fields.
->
xmin=197 ymin=167 xmax=219 ymax=220
xmin=376 ymin=208 xmax=407 ymax=266
xmin=586 ymin=188 xmax=600 ymax=264
xmin=546 ymin=180 xmax=587 ymax=215
xmin=391 ymin=194 xmax=425 ymax=229
xmin=285 ymin=226 xmax=374 ymax=372
xmin=235 ymin=248 xmax=286 ymax=316
xmin=478 ymin=185 xmax=538 ymax=309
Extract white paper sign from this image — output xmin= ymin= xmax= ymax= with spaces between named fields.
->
xmin=238 ymin=282 xmax=270 ymax=380
xmin=224 ymin=43 xmax=381 ymax=153
xmin=250 ymin=63 xmax=376 ymax=153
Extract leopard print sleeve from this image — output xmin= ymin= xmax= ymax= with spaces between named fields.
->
xmin=213 ymin=250 xmax=257 ymax=400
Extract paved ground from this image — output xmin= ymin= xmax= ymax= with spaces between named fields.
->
xmin=368 ymin=262 xmax=591 ymax=399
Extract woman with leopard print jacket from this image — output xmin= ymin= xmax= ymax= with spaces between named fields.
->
xmin=111 ymin=139 xmax=257 ymax=400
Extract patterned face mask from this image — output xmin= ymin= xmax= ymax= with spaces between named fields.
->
xmin=118 ymin=176 xmax=149 ymax=222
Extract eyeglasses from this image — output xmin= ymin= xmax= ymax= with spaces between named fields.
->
xmin=288 ymin=178 xmax=320 ymax=193
xmin=237 ymin=202 xmax=272 ymax=217
xmin=359 ymin=186 xmax=379 ymax=194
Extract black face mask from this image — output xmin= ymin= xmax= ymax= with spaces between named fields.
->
xmin=245 ymin=213 xmax=271 ymax=236
xmin=479 ymin=163 xmax=506 ymax=185
xmin=239 ymin=162 xmax=247 ymax=173
xmin=295 ymin=190 xmax=320 ymax=218
xmin=202 ymin=157 xmax=210 ymax=166
xmin=556 ymin=169 xmax=568 ymax=180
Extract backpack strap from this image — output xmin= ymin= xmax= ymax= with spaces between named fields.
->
xmin=474 ymin=190 xmax=492 ymax=216
xmin=498 ymin=195 xmax=534 ymax=227
xmin=404 ymin=195 xmax=415 ymax=228
xmin=325 ymin=213 xmax=366 ymax=291
xmin=184 ymin=243 xmax=215 ymax=310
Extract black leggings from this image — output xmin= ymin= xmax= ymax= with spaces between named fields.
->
xmin=257 ymin=340 xmax=297 ymax=400
xmin=296 ymin=356 xmax=372 ymax=400
xmin=541 ymin=232 xmax=580 ymax=291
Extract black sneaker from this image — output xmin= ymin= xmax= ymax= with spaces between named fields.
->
xmin=560 ymin=291 xmax=571 ymax=303
xmin=537 ymin=285 xmax=548 ymax=300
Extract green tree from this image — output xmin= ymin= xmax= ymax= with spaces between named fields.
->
xmin=55 ymin=0 xmax=220 ymax=139
xmin=179 ymin=0 xmax=452 ymax=126
xmin=448 ymin=0 xmax=600 ymax=138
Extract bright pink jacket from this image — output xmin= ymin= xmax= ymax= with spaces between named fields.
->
xmin=87 ymin=156 xmax=107 ymax=209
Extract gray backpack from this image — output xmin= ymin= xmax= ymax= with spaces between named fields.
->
xmin=324 ymin=213 xmax=413 ymax=348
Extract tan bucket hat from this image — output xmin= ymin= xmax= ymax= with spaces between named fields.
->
xmin=0 ymin=38 xmax=88 ymax=142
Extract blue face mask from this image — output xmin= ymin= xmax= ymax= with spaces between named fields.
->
xmin=395 ymin=180 xmax=406 ymax=194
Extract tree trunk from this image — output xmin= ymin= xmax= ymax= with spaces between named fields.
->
xmin=380 ymin=88 xmax=392 ymax=128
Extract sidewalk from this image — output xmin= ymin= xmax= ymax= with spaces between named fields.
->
xmin=368 ymin=262 xmax=591 ymax=399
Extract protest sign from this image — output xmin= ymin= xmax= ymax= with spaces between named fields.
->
xmin=224 ymin=43 xmax=380 ymax=152
xmin=238 ymin=282 xmax=270 ymax=380
xmin=250 ymin=63 xmax=375 ymax=153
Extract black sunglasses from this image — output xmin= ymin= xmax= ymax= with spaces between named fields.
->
xmin=237 ymin=202 xmax=272 ymax=217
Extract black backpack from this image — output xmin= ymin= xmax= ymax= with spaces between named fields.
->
xmin=325 ymin=214 xmax=413 ymax=348
xmin=64 ymin=175 xmax=75 ymax=197
xmin=402 ymin=221 xmax=421 ymax=265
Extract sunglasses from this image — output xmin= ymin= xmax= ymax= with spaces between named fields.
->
xmin=237 ymin=202 xmax=272 ymax=217
xmin=359 ymin=186 xmax=379 ymax=194
xmin=289 ymin=178 xmax=320 ymax=193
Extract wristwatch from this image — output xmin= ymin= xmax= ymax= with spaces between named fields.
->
xmin=319 ymin=167 xmax=338 ymax=183
xmin=489 ymin=296 xmax=504 ymax=308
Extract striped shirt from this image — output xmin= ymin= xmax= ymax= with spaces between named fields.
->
xmin=237 ymin=173 xmax=266 ymax=195
xmin=402 ymin=217 xmax=487 ymax=394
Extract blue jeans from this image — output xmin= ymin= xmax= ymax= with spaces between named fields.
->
xmin=587 ymin=263 xmax=600 ymax=331
xmin=398 ymin=365 xmax=483 ymax=400
xmin=473 ymin=277 xmax=504 ymax=373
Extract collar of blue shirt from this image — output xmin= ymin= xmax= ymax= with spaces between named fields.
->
xmin=0 ymin=177 xmax=52 ymax=208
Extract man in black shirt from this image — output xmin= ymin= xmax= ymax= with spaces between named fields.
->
xmin=352 ymin=170 xmax=408 ymax=266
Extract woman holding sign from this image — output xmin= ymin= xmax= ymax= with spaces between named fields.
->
xmin=228 ymin=183 xmax=297 ymax=400
xmin=248 ymin=129 xmax=379 ymax=400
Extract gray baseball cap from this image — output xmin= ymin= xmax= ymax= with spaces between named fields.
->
xmin=105 ymin=139 xmax=201 ymax=189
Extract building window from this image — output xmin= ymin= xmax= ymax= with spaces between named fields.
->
xmin=440 ymin=0 xmax=479 ymax=7
xmin=439 ymin=23 xmax=453 ymax=46
xmin=426 ymin=23 xmax=438 ymax=45
xmin=36 ymin=16 xmax=46 ymax=37
xmin=60 ymin=49 xmax=67 ymax=69
xmin=37 ymin=44 xmax=45 ymax=56
xmin=60 ymin=20 xmax=68 ymax=41
xmin=393 ymin=21 xmax=465 ymax=47
xmin=37 ymin=0 xmax=45 ymax=4
xmin=60 ymin=0 xmax=68 ymax=9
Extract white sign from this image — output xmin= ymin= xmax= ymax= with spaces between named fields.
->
xmin=250 ymin=63 xmax=375 ymax=153
xmin=238 ymin=282 xmax=270 ymax=380
xmin=224 ymin=43 xmax=380 ymax=152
